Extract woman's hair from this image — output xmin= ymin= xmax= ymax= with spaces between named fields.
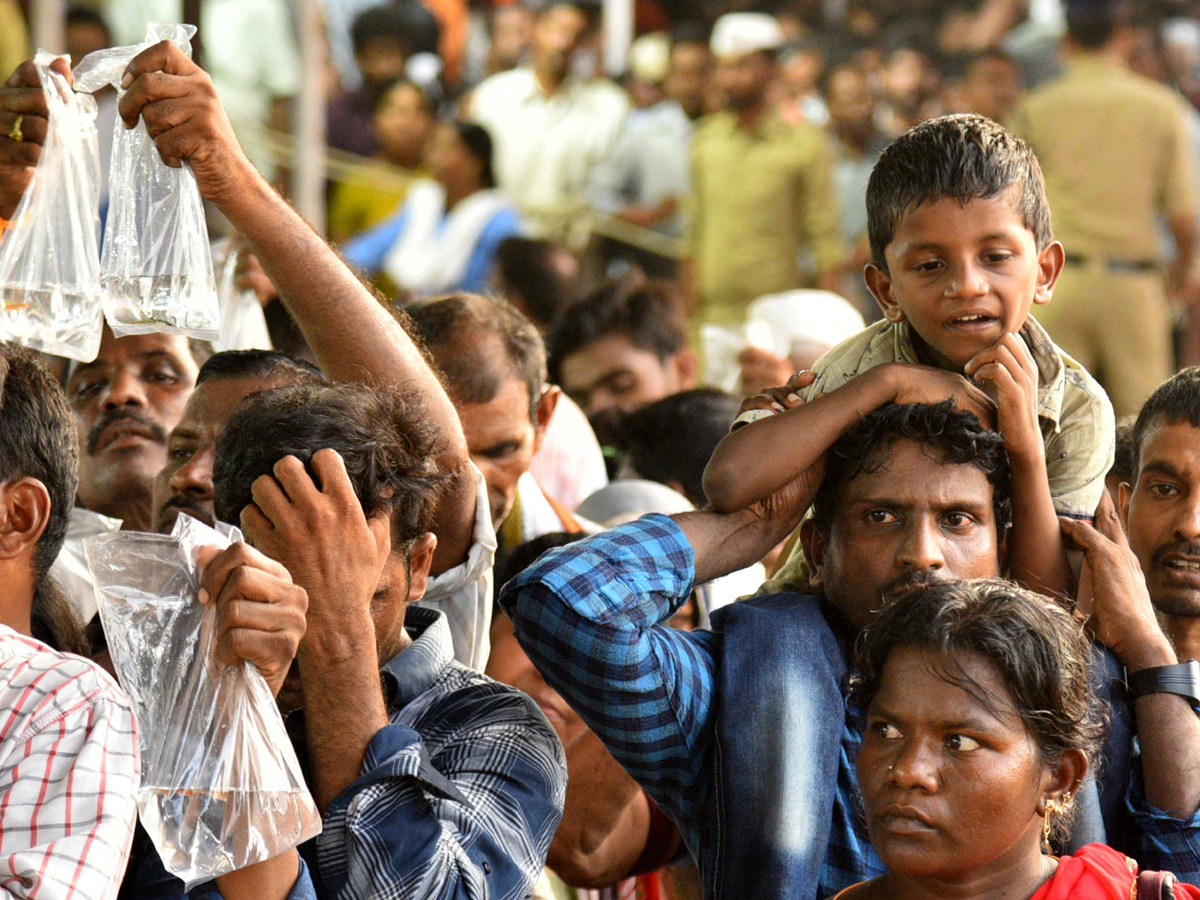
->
xmin=850 ymin=578 xmax=1105 ymax=843
xmin=452 ymin=121 xmax=497 ymax=189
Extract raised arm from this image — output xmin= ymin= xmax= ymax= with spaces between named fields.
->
xmin=114 ymin=42 xmax=474 ymax=572
xmin=703 ymin=362 xmax=994 ymax=513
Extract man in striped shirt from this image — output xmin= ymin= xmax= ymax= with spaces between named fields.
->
xmin=0 ymin=343 xmax=140 ymax=899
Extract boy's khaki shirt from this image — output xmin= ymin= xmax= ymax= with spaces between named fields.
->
xmin=749 ymin=315 xmax=1116 ymax=593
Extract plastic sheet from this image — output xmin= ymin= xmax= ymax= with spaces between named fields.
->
xmin=85 ymin=514 xmax=321 ymax=888
xmin=0 ymin=51 xmax=104 ymax=361
xmin=74 ymin=23 xmax=220 ymax=341
xmin=212 ymin=238 xmax=272 ymax=351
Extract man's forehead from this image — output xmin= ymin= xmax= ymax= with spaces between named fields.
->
xmin=843 ymin=440 xmax=995 ymax=504
xmin=1137 ymin=418 xmax=1200 ymax=480
xmin=176 ymin=373 xmax=294 ymax=437
xmin=67 ymin=333 xmax=194 ymax=379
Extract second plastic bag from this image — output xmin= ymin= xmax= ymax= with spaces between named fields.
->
xmin=74 ymin=23 xmax=220 ymax=341
xmin=0 ymin=51 xmax=103 ymax=361
xmin=85 ymin=514 xmax=321 ymax=888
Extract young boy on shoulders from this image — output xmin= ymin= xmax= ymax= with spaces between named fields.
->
xmin=703 ymin=114 xmax=1115 ymax=599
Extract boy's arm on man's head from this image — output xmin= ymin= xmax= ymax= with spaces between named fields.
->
xmin=704 ymin=362 xmax=994 ymax=513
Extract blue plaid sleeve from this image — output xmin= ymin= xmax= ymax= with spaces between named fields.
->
xmin=1127 ymin=757 xmax=1200 ymax=883
xmin=499 ymin=513 xmax=719 ymax=846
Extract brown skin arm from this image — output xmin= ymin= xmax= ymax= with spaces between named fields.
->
xmin=0 ymin=58 xmax=69 ymax=220
xmin=1062 ymin=493 xmax=1200 ymax=818
xmin=241 ymin=451 xmax=394 ymax=812
xmin=214 ymin=854 xmax=302 ymax=900
xmin=966 ymin=333 xmax=1071 ymax=599
xmin=549 ymin=729 xmax=653 ymax=887
xmin=115 ymin=41 xmax=474 ymax=575
xmin=703 ymin=363 xmax=995 ymax=514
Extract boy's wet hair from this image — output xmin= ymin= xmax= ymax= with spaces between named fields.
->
xmin=866 ymin=114 xmax=1053 ymax=271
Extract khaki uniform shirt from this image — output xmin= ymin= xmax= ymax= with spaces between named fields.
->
xmin=1010 ymin=58 xmax=1198 ymax=262
xmin=743 ymin=316 xmax=1116 ymax=593
xmin=688 ymin=111 xmax=843 ymax=326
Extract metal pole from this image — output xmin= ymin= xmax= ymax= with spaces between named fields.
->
xmin=602 ymin=0 xmax=633 ymax=77
xmin=32 ymin=0 xmax=67 ymax=55
xmin=291 ymin=0 xmax=326 ymax=233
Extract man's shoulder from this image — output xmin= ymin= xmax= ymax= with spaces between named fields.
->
xmin=708 ymin=591 xmax=828 ymax=632
xmin=0 ymin=629 xmax=131 ymax=738
xmin=471 ymin=69 xmax=534 ymax=110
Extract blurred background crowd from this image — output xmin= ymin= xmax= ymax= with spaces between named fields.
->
xmin=8 ymin=0 xmax=1200 ymax=423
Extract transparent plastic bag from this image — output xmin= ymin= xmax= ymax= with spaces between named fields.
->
xmin=0 ymin=51 xmax=104 ymax=361
xmin=74 ymin=23 xmax=220 ymax=341
xmin=212 ymin=238 xmax=272 ymax=351
xmin=84 ymin=514 xmax=321 ymax=888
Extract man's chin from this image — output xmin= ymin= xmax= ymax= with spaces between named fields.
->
xmin=155 ymin=505 xmax=216 ymax=534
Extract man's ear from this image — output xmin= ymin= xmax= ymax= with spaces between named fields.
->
xmin=1033 ymin=240 xmax=1065 ymax=306
xmin=865 ymin=264 xmax=903 ymax=323
xmin=532 ymin=385 xmax=561 ymax=455
xmin=405 ymin=532 xmax=439 ymax=604
xmin=799 ymin=518 xmax=828 ymax=594
xmin=1119 ymin=480 xmax=1133 ymax=530
xmin=673 ymin=347 xmax=699 ymax=390
xmin=0 ymin=479 xmax=51 ymax=562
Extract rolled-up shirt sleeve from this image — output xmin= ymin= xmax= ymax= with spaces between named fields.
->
xmin=1127 ymin=757 xmax=1200 ymax=883
xmin=499 ymin=514 xmax=719 ymax=846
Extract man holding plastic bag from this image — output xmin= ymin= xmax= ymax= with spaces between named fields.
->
xmin=0 ymin=342 xmax=140 ymax=899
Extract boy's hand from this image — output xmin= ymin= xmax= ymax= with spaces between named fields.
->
xmin=1059 ymin=491 xmax=1176 ymax=672
xmin=737 ymin=369 xmax=815 ymax=417
xmin=964 ymin=333 xmax=1040 ymax=458
xmin=879 ymin=363 xmax=996 ymax=428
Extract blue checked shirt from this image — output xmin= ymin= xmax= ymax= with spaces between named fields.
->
xmin=501 ymin=514 xmax=1200 ymax=898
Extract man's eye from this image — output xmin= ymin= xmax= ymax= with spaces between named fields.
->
xmin=1150 ymin=482 xmax=1180 ymax=498
xmin=866 ymin=510 xmax=897 ymax=524
xmin=943 ymin=512 xmax=974 ymax=528
xmin=144 ymin=366 xmax=180 ymax=385
xmin=945 ymin=734 xmax=981 ymax=752
xmin=68 ymin=378 xmax=105 ymax=401
xmin=985 ymin=252 xmax=1013 ymax=265
xmin=167 ymin=446 xmax=194 ymax=464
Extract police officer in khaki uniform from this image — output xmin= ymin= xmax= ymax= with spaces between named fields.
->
xmin=1010 ymin=0 xmax=1199 ymax=417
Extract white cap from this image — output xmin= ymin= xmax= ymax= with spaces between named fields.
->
xmin=710 ymin=13 xmax=785 ymax=60
xmin=746 ymin=290 xmax=865 ymax=355
xmin=629 ymin=32 xmax=671 ymax=84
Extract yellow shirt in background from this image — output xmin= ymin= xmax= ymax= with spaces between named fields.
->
xmin=688 ymin=111 xmax=843 ymax=327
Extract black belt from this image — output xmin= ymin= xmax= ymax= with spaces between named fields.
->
xmin=1063 ymin=252 xmax=1160 ymax=273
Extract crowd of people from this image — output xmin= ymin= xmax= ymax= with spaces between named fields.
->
xmin=2 ymin=0 xmax=1200 ymax=898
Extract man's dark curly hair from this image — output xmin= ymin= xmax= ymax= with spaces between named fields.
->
xmin=811 ymin=401 xmax=1013 ymax=537
xmin=850 ymin=577 xmax=1105 ymax=844
xmin=213 ymin=382 xmax=450 ymax=549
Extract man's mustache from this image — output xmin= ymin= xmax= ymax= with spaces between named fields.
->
xmin=86 ymin=409 xmax=168 ymax=456
xmin=1153 ymin=540 xmax=1200 ymax=567
xmin=158 ymin=495 xmax=215 ymax=530
xmin=878 ymin=571 xmax=945 ymax=604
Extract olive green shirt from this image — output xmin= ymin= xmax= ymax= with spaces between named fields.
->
xmin=688 ymin=111 xmax=843 ymax=326
xmin=1010 ymin=57 xmax=1198 ymax=262
xmin=742 ymin=316 xmax=1116 ymax=594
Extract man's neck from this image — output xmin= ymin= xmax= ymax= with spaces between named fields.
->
xmin=534 ymin=65 xmax=567 ymax=96
xmin=1065 ymin=41 xmax=1128 ymax=70
xmin=443 ymin=178 xmax=478 ymax=212
xmin=733 ymin=100 xmax=769 ymax=130
xmin=0 ymin=564 xmax=34 ymax=636
xmin=81 ymin=491 xmax=152 ymax=532
xmin=1164 ymin=614 xmax=1200 ymax=663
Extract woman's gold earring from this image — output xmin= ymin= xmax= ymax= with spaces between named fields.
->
xmin=1042 ymin=800 xmax=1059 ymax=855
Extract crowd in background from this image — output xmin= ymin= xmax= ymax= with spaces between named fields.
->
xmin=3 ymin=0 xmax=1200 ymax=898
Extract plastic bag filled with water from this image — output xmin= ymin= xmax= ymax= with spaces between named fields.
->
xmin=0 ymin=51 xmax=103 ymax=361
xmin=85 ymin=514 xmax=321 ymax=888
xmin=74 ymin=23 xmax=220 ymax=341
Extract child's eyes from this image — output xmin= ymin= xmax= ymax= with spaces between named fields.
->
xmin=912 ymin=261 xmax=942 ymax=273
xmin=985 ymin=253 xmax=1014 ymax=264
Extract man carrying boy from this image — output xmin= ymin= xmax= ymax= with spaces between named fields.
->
xmin=704 ymin=113 xmax=1115 ymax=600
